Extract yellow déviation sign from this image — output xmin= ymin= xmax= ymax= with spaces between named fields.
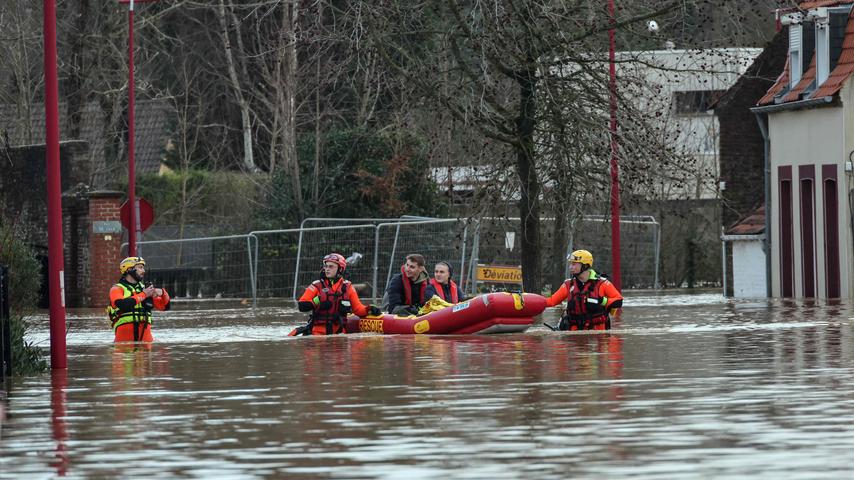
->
xmin=476 ymin=265 xmax=523 ymax=284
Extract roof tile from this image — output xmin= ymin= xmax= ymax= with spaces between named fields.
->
xmin=726 ymin=206 xmax=766 ymax=235
xmin=799 ymin=1 xmax=854 ymax=8
xmin=760 ymin=6 xmax=854 ymax=105
xmin=758 ymin=57 xmax=791 ymax=105
xmin=782 ymin=54 xmax=817 ymax=102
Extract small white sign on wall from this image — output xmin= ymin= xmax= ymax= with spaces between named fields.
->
xmin=505 ymin=232 xmax=515 ymax=250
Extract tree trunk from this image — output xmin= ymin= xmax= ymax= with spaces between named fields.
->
xmin=281 ymin=0 xmax=303 ymax=217
xmin=516 ymin=71 xmax=541 ymax=293
xmin=66 ymin=0 xmax=91 ymax=140
xmin=216 ymin=0 xmax=256 ymax=173
xmin=312 ymin=5 xmax=322 ymax=206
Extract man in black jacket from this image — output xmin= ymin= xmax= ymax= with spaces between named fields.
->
xmin=383 ymin=253 xmax=428 ymax=315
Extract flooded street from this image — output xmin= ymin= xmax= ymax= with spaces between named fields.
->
xmin=3 ymin=292 xmax=854 ymax=478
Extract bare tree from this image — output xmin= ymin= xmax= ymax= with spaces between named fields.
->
xmin=215 ymin=0 xmax=258 ymax=173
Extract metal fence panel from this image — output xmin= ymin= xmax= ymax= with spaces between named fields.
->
xmin=123 ymin=235 xmax=256 ymax=299
xmin=373 ymin=219 xmax=470 ymax=299
xmin=569 ymin=215 xmax=661 ymax=289
xmin=250 ymin=225 xmax=380 ymax=300
xmin=471 ymin=216 xmax=660 ymax=291
xmin=121 ymin=215 xmax=655 ymax=306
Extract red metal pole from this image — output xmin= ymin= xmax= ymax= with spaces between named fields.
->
xmin=608 ymin=0 xmax=622 ymax=290
xmin=43 ymin=0 xmax=68 ymax=369
xmin=127 ymin=0 xmax=137 ymax=256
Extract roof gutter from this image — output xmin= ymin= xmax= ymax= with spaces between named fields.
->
xmin=750 ymin=95 xmax=834 ymax=114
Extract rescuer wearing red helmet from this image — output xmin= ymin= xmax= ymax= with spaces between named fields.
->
xmin=292 ymin=253 xmax=381 ymax=335
xmin=106 ymin=256 xmax=171 ymax=342
xmin=545 ymin=249 xmax=623 ymax=331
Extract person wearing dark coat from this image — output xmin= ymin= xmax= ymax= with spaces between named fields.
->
xmin=383 ymin=253 xmax=428 ymax=315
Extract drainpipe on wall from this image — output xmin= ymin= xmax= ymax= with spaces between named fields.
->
xmin=754 ymin=112 xmax=773 ymax=298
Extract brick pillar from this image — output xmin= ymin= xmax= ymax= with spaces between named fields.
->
xmin=88 ymin=191 xmax=125 ymax=308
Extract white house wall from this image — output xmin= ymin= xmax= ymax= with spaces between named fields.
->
xmin=617 ymin=49 xmax=760 ymax=200
xmin=841 ymin=82 xmax=854 ymax=298
xmin=769 ymin=105 xmax=851 ymax=298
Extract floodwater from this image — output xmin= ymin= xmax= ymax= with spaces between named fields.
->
xmin=2 ymin=292 xmax=854 ymax=479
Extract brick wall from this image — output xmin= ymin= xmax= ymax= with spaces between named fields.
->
xmin=716 ymin=31 xmax=788 ymax=229
xmin=87 ymin=191 xmax=124 ymax=308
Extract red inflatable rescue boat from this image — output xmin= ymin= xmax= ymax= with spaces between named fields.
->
xmin=345 ymin=292 xmax=547 ymax=335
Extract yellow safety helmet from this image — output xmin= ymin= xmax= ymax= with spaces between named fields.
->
xmin=567 ymin=249 xmax=593 ymax=267
xmin=119 ymin=256 xmax=146 ymax=275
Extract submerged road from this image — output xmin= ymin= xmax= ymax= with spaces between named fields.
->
xmin=2 ymin=292 xmax=854 ymax=478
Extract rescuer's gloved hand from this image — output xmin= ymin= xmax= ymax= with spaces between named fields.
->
xmin=368 ymin=305 xmax=382 ymax=316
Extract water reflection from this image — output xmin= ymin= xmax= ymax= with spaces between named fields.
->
xmin=1 ymin=295 xmax=854 ymax=478
xmin=51 ymin=369 xmax=68 ymax=477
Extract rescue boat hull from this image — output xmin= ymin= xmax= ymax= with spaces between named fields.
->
xmin=345 ymin=292 xmax=547 ymax=335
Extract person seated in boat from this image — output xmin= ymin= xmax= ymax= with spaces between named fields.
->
xmin=106 ymin=256 xmax=171 ymax=342
xmin=545 ymin=249 xmax=622 ymax=331
xmin=423 ymin=261 xmax=466 ymax=304
xmin=293 ymin=253 xmax=381 ymax=335
xmin=383 ymin=253 xmax=429 ymax=316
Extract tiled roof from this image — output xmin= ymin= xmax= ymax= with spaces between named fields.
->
xmin=799 ymin=1 xmax=852 ymax=8
xmin=726 ymin=206 xmax=765 ymax=235
xmin=759 ymin=4 xmax=854 ymax=106
xmin=757 ymin=57 xmax=791 ymax=105
xmin=813 ymin=8 xmax=854 ymax=97
xmin=0 ymin=99 xmax=172 ymax=184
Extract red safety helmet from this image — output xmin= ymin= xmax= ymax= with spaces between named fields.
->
xmin=322 ymin=253 xmax=347 ymax=274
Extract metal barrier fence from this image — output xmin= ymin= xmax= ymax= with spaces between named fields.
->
xmin=250 ymin=218 xmax=469 ymax=301
xmin=1 ymin=264 xmax=11 ymax=380
xmin=467 ymin=215 xmax=661 ymax=293
xmin=126 ymin=215 xmax=658 ymax=304
xmin=122 ymin=234 xmax=257 ymax=300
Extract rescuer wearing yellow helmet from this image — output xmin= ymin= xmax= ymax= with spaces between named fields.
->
xmin=544 ymin=249 xmax=623 ymax=331
xmin=106 ymin=256 xmax=171 ymax=342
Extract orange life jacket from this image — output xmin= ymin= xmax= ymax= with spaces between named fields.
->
xmin=400 ymin=265 xmax=427 ymax=306
xmin=428 ymin=278 xmax=459 ymax=303
xmin=310 ymin=278 xmax=351 ymax=334
xmin=562 ymin=276 xmax=610 ymax=331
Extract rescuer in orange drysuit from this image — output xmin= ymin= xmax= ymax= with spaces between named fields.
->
xmin=292 ymin=253 xmax=381 ymax=335
xmin=545 ymin=249 xmax=623 ymax=331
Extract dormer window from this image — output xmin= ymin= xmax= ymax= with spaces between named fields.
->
xmin=788 ymin=21 xmax=815 ymax=89
xmin=814 ymin=6 xmax=852 ymax=85
xmin=790 ymin=24 xmax=803 ymax=88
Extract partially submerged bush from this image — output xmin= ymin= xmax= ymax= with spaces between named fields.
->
xmin=0 ymin=219 xmax=47 ymax=375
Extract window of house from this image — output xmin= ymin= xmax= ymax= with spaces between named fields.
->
xmin=672 ymin=90 xmax=725 ymax=114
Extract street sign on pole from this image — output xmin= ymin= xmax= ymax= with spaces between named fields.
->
xmin=120 ymin=198 xmax=154 ymax=233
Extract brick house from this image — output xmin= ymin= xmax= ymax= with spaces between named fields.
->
xmin=0 ymin=100 xmax=173 ymax=307
xmin=715 ymin=30 xmax=788 ymax=297
xmin=751 ymin=0 xmax=854 ymax=298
